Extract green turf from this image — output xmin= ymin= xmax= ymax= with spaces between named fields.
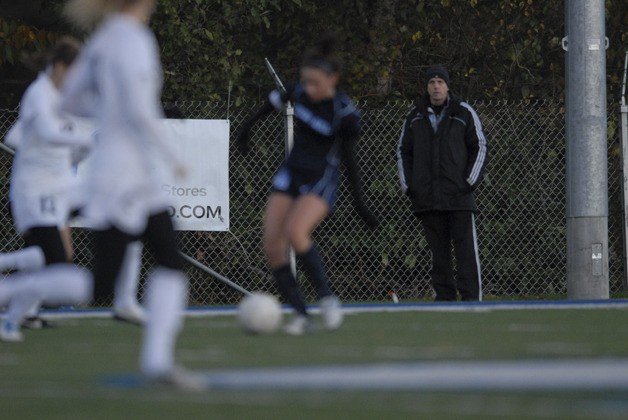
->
xmin=2 ymin=309 xmax=628 ymax=419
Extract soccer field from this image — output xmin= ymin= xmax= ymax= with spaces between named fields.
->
xmin=2 ymin=303 xmax=628 ymax=419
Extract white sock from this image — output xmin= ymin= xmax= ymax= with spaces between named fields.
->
xmin=3 ymin=264 xmax=93 ymax=325
xmin=24 ymin=300 xmax=42 ymax=319
xmin=114 ymin=241 xmax=143 ymax=310
xmin=0 ymin=247 xmax=45 ymax=272
xmin=4 ymin=288 xmax=41 ymax=327
xmin=0 ymin=273 xmax=27 ymax=307
xmin=140 ymin=267 xmax=187 ymax=377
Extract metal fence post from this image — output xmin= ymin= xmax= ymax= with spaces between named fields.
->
xmin=264 ymin=58 xmax=297 ymax=276
xmin=564 ymin=0 xmax=610 ymax=299
xmin=620 ymin=50 xmax=628 ymax=290
xmin=284 ymin=103 xmax=297 ymax=277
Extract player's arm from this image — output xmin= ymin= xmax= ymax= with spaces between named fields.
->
xmin=340 ymin=114 xmax=378 ymax=229
xmin=4 ymin=119 xmax=23 ymax=148
xmin=396 ymin=110 xmax=414 ymax=195
xmin=26 ymin=89 xmax=93 ymax=148
xmin=236 ymin=85 xmax=296 ymax=155
xmin=461 ymin=103 xmax=488 ymax=190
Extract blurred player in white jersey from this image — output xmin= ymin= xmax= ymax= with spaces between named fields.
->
xmin=0 ymin=38 xmax=94 ymax=342
xmin=62 ymin=0 xmax=198 ymax=386
xmin=0 ymin=39 xmax=145 ymax=330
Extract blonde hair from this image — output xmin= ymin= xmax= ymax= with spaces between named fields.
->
xmin=64 ymin=0 xmax=139 ymax=32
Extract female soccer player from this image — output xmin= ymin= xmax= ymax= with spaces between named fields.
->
xmin=0 ymin=38 xmax=94 ymax=342
xmin=238 ymin=34 xmax=378 ymax=335
xmin=0 ymin=38 xmax=145 ymax=329
xmin=62 ymin=0 xmax=196 ymax=386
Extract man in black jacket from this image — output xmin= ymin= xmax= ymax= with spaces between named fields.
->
xmin=397 ymin=65 xmax=488 ymax=301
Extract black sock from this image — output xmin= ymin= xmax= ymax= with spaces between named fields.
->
xmin=272 ymin=265 xmax=307 ymax=315
xmin=298 ymin=245 xmax=332 ymax=299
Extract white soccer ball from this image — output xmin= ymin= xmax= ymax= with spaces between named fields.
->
xmin=238 ymin=291 xmax=283 ymax=334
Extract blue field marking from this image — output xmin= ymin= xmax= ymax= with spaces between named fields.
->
xmin=102 ymin=359 xmax=628 ymax=391
xmin=101 ymin=374 xmax=145 ymax=389
xmin=5 ymin=299 xmax=628 ymax=319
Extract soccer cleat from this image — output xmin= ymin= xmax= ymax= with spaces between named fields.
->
xmin=113 ymin=302 xmax=146 ymax=325
xmin=283 ymin=314 xmax=312 ymax=336
xmin=319 ymin=295 xmax=344 ymax=331
xmin=22 ymin=316 xmax=53 ymax=330
xmin=144 ymin=366 xmax=207 ymax=391
xmin=0 ymin=320 xmax=24 ymax=342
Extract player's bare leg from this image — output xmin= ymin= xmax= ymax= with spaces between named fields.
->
xmin=59 ymin=227 xmax=74 ymax=262
xmin=287 ymin=194 xmax=343 ymax=331
xmin=264 ymin=193 xmax=295 ymax=268
xmin=264 ymin=193 xmax=311 ymax=335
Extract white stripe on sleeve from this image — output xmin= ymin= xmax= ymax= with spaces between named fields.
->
xmin=396 ymin=111 xmax=413 ymax=193
xmin=460 ymin=102 xmax=487 ymax=186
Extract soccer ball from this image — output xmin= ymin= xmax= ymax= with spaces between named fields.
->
xmin=238 ymin=292 xmax=283 ymax=334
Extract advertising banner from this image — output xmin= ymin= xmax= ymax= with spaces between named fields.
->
xmin=160 ymin=119 xmax=230 ymax=231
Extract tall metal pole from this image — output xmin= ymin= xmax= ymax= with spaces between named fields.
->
xmin=264 ymin=58 xmax=297 ymax=276
xmin=284 ymin=103 xmax=296 ymax=277
xmin=564 ymin=0 xmax=609 ymax=299
xmin=619 ymin=50 xmax=628 ymax=289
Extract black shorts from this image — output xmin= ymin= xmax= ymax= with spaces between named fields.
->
xmin=271 ymin=164 xmax=340 ymax=209
xmin=23 ymin=226 xmax=68 ymax=265
xmin=92 ymin=210 xmax=184 ymax=302
xmin=8 ymin=202 xmax=68 ymax=265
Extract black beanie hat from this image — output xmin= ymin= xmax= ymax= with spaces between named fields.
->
xmin=425 ymin=64 xmax=450 ymax=87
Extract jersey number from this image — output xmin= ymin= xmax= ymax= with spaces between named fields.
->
xmin=40 ymin=195 xmax=56 ymax=216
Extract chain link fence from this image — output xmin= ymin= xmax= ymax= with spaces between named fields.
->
xmin=0 ymin=100 xmax=625 ymax=305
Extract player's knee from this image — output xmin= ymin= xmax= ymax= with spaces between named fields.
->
xmin=286 ymin=225 xmax=310 ymax=254
xmin=70 ymin=266 xmax=93 ymax=304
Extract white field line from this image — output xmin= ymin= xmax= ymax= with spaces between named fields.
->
xmin=16 ymin=299 xmax=628 ymax=320
xmin=101 ymin=359 xmax=628 ymax=391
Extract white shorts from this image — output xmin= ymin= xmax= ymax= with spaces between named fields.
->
xmin=82 ymin=180 xmax=171 ymax=235
xmin=11 ymin=190 xmax=71 ymax=234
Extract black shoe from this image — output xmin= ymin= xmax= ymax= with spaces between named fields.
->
xmin=22 ymin=317 xmax=53 ymax=330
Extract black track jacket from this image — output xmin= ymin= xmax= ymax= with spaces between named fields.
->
xmin=397 ymin=94 xmax=488 ymax=214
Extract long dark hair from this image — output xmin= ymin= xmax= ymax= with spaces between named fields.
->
xmin=24 ymin=37 xmax=81 ymax=72
xmin=301 ymin=32 xmax=341 ymax=75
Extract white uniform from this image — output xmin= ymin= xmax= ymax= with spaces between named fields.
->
xmin=0 ymin=74 xmax=95 ymax=343
xmin=9 ymin=72 xmax=92 ymax=234
xmin=61 ymin=14 xmax=189 ymax=378
xmin=62 ymin=14 xmax=181 ymax=235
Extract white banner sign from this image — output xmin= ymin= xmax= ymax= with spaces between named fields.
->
xmin=160 ymin=119 xmax=230 ymax=231
xmin=73 ymin=119 xmax=230 ymax=232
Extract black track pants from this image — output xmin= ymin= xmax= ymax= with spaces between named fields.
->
xmin=419 ymin=211 xmax=482 ymax=301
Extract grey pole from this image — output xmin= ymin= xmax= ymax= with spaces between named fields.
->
xmin=619 ymin=50 xmax=628 ymax=289
xmin=264 ymin=58 xmax=297 ymax=277
xmin=564 ymin=0 xmax=609 ymax=299
xmin=178 ymin=252 xmax=251 ymax=297
xmin=285 ymin=104 xmax=297 ymax=277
